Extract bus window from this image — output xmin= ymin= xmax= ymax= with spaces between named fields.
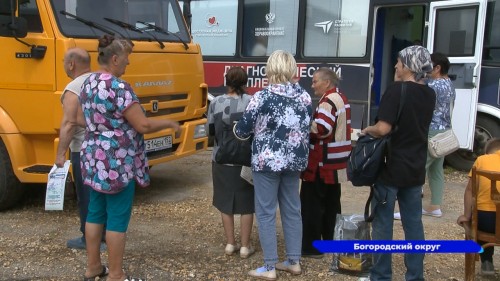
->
xmin=241 ymin=0 xmax=299 ymax=57
xmin=434 ymin=6 xmax=478 ymax=56
xmin=304 ymin=0 xmax=369 ymax=57
xmin=484 ymin=0 xmax=500 ymax=64
xmin=19 ymin=0 xmax=43 ymax=33
xmin=190 ymin=0 xmax=238 ymax=56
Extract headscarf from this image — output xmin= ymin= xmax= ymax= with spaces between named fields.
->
xmin=398 ymin=45 xmax=433 ymax=81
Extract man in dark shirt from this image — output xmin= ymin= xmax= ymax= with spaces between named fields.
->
xmin=361 ymin=45 xmax=436 ymax=281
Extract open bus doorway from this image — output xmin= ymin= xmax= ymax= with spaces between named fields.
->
xmin=370 ymin=5 xmax=425 ymax=124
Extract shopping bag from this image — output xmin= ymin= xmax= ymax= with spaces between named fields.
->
xmin=45 ymin=160 xmax=71 ymax=211
xmin=331 ymin=214 xmax=373 ymax=277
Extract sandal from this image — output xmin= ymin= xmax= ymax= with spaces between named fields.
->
xmin=124 ymin=277 xmax=145 ymax=281
xmin=83 ymin=265 xmax=109 ymax=281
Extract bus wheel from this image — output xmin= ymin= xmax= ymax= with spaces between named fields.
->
xmin=445 ymin=114 xmax=500 ymax=171
xmin=0 ymin=141 xmax=25 ymax=211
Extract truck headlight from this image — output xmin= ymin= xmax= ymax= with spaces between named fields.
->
xmin=193 ymin=124 xmax=207 ymax=139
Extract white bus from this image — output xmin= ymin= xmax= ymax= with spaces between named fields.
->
xmin=182 ymin=0 xmax=500 ymax=171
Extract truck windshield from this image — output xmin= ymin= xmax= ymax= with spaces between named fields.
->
xmin=49 ymin=0 xmax=190 ymax=43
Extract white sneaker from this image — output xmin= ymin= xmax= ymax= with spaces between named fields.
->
xmin=394 ymin=212 xmax=401 ymax=220
xmin=275 ymin=260 xmax=301 ymax=275
xmin=224 ymin=244 xmax=240 ymax=255
xmin=422 ymin=208 xmax=442 ymax=217
xmin=240 ymin=246 xmax=255 ymax=258
xmin=248 ymin=265 xmax=276 ymax=280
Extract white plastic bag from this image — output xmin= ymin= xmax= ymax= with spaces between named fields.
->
xmin=45 ymin=161 xmax=71 ymax=211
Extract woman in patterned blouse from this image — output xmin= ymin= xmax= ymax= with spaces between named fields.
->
xmin=79 ymin=35 xmax=179 ymax=281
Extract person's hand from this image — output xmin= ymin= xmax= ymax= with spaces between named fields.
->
xmin=55 ymin=154 xmax=66 ymax=168
xmin=170 ymin=120 xmax=180 ymax=132
xmin=456 ymin=214 xmax=470 ymax=227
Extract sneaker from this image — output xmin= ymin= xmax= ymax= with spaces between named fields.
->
xmin=67 ymin=236 xmax=86 ymax=249
xmin=248 ymin=265 xmax=276 ymax=280
xmin=240 ymin=246 xmax=255 ymax=258
xmin=67 ymin=236 xmax=106 ymax=251
xmin=394 ymin=212 xmax=401 ymax=220
xmin=422 ymin=208 xmax=442 ymax=217
xmin=481 ymin=260 xmax=495 ymax=276
xmin=275 ymin=259 xmax=301 ymax=275
xmin=224 ymin=243 xmax=240 ymax=256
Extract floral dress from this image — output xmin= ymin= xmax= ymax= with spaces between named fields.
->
xmin=80 ymin=72 xmax=149 ymax=194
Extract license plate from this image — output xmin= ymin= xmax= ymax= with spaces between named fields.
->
xmin=145 ymin=136 xmax=172 ymax=152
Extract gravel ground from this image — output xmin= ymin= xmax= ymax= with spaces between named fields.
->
xmin=0 ymin=150 xmax=498 ymax=281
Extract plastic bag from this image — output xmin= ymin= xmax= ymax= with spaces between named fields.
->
xmin=331 ymin=214 xmax=373 ymax=277
xmin=45 ymin=161 xmax=70 ymax=211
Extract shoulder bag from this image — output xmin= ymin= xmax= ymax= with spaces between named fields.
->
xmin=214 ymin=122 xmax=251 ymax=166
xmin=427 ymin=99 xmax=459 ymax=158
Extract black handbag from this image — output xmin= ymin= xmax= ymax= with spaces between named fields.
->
xmin=215 ymin=123 xmax=251 ymax=166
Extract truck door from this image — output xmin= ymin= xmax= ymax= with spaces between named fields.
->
xmin=426 ymin=0 xmax=487 ymax=150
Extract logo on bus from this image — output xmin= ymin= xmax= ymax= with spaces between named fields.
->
xmin=151 ymin=100 xmax=159 ymax=113
xmin=206 ymin=14 xmax=219 ymax=27
xmin=265 ymin=13 xmax=275 ymax=24
xmin=315 ymin=20 xmax=333 ymax=34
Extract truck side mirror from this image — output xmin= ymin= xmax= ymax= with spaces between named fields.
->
xmin=0 ymin=15 xmax=28 ymax=38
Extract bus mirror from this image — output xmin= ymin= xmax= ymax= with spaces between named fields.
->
xmin=0 ymin=16 xmax=28 ymax=38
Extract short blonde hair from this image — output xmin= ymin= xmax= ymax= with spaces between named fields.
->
xmin=266 ymin=50 xmax=297 ymax=84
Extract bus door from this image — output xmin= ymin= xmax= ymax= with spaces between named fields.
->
xmin=427 ymin=0 xmax=487 ymax=150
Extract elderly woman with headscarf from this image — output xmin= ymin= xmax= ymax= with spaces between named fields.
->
xmin=361 ymin=45 xmax=436 ymax=281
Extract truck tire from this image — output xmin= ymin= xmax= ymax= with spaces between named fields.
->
xmin=0 ymin=141 xmax=25 ymax=211
xmin=445 ymin=114 xmax=500 ymax=171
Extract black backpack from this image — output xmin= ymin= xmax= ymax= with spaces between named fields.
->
xmin=347 ymin=134 xmax=391 ymax=187
xmin=347 ymin=82 xmax=406 ymax=187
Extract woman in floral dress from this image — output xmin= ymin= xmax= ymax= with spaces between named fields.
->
xmin=79 ymin=35 xmax=179 ymax=281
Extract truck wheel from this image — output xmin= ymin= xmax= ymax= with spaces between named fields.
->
xmin=445 ymin=115 xmax=500 ymax=171
xmin=0 ymin=141 xmax=25 ymax=211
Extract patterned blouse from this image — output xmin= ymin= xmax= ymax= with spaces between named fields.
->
xmin=80 ymin=72 xmax=149 ymax=194
xmin=427 ymin=77 xmax=456 ymax=131
xmin=234 ymin=82 xmax=312 ymax=172
xmin=207 ymin=93 xmax=252 ymax=163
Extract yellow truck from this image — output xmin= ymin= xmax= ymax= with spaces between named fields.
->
xmin=0 ymin=0 xmax=208 ymax=210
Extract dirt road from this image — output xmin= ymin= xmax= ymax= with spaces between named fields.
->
xmin=0 ymin=149 xmax=497 ymax=281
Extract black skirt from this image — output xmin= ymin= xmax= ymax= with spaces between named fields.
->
xmin=212 ymin=162 xmax=254 ymax=215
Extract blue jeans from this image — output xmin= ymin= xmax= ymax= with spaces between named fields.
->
xmin=71 ymin=152 xmax=90 ymax=236
xmin=370 ymin=183 xmax=425 ymax=281
xmin=252 ymin=171 xmax=302 ymax=265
